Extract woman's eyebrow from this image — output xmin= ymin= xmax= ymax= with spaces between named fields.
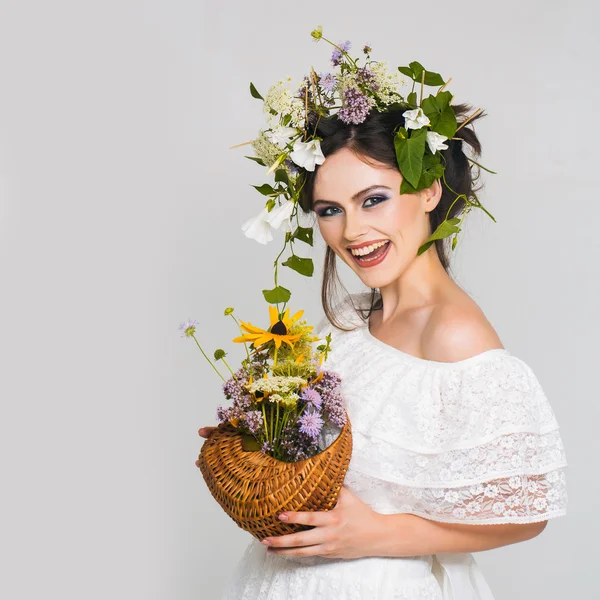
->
xmin=313 ymin=185 xmax=392 ymax=208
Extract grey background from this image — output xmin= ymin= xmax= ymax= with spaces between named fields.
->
xmin=0 ymin=1 xmax=596 ymax=599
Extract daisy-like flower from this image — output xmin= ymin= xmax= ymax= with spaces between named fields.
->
xmin=403 ymin=107 xmax=430 ymax=130
xmin=318 ymin=72 xmax=337 ymax=93
xmin=426 ymin=131 xmax=449 ymax=153
xmin=232 ymin=305 xmax=310 ymax=350
xmin=300 ymin=387 xmax=322 ymax=410
xmin=289 ymin=138 xmax=325 ymax=171
xmin=298 ymin=410 xmax=324 ymax=439
xmin=179 ymin=319 xmax=198 ymax=338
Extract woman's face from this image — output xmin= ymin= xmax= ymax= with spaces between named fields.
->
xmin=313 ymin=147 xmax=438 ymax=289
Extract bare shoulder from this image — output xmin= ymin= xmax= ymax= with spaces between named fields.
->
xmin=422 ymin=301 xmax=504 ymax=363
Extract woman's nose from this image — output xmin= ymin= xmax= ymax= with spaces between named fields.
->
xmin=343 ymin=211 xmax=368 ymax=241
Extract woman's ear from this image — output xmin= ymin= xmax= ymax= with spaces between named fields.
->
xmin=422 ymin=178 xmax=443 ymax=213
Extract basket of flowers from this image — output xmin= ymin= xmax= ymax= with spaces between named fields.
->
xmin=181 ymin=304 xmax=352 ymax=541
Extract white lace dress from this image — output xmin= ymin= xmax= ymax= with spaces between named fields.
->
xmin=220 ymin=292 xmax=568 ymax=600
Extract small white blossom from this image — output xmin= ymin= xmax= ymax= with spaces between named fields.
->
xmin=265 ymin=199 xmax=295 ymax=232
xmin=403 ymin=107 xmax=430 ymax=130
xmin=426 ymin=131 xmax=449 ymax=153
xmin=266 ymin=126 xmax=298 ymax=150
xmin=264 ymin=77 xmax=305 ymax=129
xmin=241 ymin=206 xmax=274 ymax=245
xmin=289 ymin=138 xmax=325 ymax=171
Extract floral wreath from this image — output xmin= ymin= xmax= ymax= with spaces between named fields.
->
xmin=233 ymin=26 xmax=497 ymax=312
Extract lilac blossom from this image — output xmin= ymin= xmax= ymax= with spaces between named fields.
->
xmin=356 ymin=66 xmax=379 ymax=91
xmin=242 ymin=410 xmax=263 ymax=435
xmin=337 ymin=87 xmax=372 ymax=125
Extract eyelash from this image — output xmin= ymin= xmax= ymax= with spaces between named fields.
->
xmin=316 ymin=195 xmax=389 ymax=218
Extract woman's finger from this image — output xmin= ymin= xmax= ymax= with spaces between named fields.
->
xmin=198 ymin=426 xmax=217 ymax=438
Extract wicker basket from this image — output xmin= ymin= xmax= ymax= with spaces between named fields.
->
xmin=197 ymin=416 xmax=353 ymax=540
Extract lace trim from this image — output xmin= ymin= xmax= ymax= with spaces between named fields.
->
xmin=349 ymin=428 xmax=568 ymax=487
xmin=344 ymin=466 xmax=568 ymax=524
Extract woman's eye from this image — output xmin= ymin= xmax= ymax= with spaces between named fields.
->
xmin=316 ymin=196 xmax=388 ymax=218
xmin=363 ymin=195 xmax=388 ymax=208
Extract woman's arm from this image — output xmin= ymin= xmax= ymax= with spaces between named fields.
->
xmin=371 ymin=512 xmax=547 ymax=557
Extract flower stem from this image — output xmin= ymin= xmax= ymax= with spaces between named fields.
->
xmin=221 ymin=358 xmax=235 ymax=376
xmin=191 ymin=334 xmax=225 ymax=381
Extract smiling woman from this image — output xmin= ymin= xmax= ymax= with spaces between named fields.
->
xmin=216 ymin=27 xmax=568 ymax=600
xmin=297 ymin=105 xmax=486 ymax=330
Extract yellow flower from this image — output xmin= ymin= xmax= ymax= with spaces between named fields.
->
xmin=232 ymin=306 xmax=309 ymax=350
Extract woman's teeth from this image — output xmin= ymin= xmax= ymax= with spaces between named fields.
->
xmin=349 ymin=240 xmax=389 ymax=257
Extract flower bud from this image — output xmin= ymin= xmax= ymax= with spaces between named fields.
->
xmin=310 ymin=26 xmax=323 ymax=40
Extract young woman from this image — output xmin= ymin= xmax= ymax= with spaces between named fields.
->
xmin=198 ymin=105 xmax=568 ymax=599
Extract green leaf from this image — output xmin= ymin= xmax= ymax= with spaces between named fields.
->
xmin=435 ymin=91 xmax=452 ymax=112
xmin=266 ymin=198 xmax=276 ymax=212
xmin=416 ymin=218 xmax=461 ymax=256
xmin=421 ymin=94 xmax=439 ymax=126
xmin=394 ymin=127 xmax=427 ymax=188
xmin=399 ymin=154 xmax=445 ymax=194
xmin=249 ymin=82 xmax=264 ymax=100
xmin=292 ymin=226 xmax=314 ymax=246
xmin=241 ymin=434 xmax=261 ymax=452
xmin=433 ymin=106 xmax=457 ymax=139
xmin=251 ymin=183 xmax=276 ymax=196
xmin=274 ymin=169 xmax=289 ymax=186
xmin=410 ymin=61 xmax=445 ymax=86
xmin=407 ymin=91 xmax=418 ymax=106
xmin=409 ymin=61 xmax=425 ymax=80
xmin=398 ymin=65 xmax=414 ymax=78
xmin=262 ymin=286 xmax=291 ymax=304
xmin=245 ymin=156 xmax=265 ymax=166
xmin=423 ymin=71 xmax=445 ymax=86
xmin=282 ymin=114 xmax=292 ymax=126
xmin=282 ymin=254 xmax=314 ymax=277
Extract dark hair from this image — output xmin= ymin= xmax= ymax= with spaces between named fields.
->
xmin=296 ymin=103 xmax=487 ymax=331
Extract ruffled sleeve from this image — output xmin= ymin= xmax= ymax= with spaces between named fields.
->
xmin=345 ymin=351 xmax=569 ymax=525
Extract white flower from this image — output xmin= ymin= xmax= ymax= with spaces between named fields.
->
xmin=426 ymin=131 xmax=449 ymax=153
xmin=289 ymin=138 xmax=325 ymax=171
xmin=264 ymin=199 xmax=295 ymax=233
xmin=241 ymin=206 xmax=274 ymax=245
xmin=265 ymin=126 xmax=298 ymax=150
xmin=403 ymin=107 xmax=430 ymax=130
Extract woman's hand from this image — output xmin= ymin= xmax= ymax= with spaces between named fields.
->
xmin=195 ymin=426 xmax=217 ymax=468
xmin=260 ymin=486 xmax=385 ymax=560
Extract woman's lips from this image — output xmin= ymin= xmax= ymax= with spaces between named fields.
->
xmin=349 ymin=241 xmax=391 ymax=268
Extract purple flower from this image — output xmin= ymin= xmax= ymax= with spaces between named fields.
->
xmin=356 ymin=66 xmax=379 ymax=91
xmin=283 ymin=158 xmax=300 ymax=176
xmin=298 ymin=410 xmax=324 ymax=439
xmin=242 ymin=410 xmax=263 ymax=435
xmin=318 ymin=72 xmax=337 ymax=93
xmin=312 ymin=369 xmax=347 ymax=427
xmin=301 ymin=387 xmax=322 ymax=410
xmin=331 ymin=40 xmax=352 ymax=67
xmin=338 ymin=87 xmax=371 ymax=125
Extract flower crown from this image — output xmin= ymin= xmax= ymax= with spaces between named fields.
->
xmin=234 ymin=26 xmax=496 ymax=310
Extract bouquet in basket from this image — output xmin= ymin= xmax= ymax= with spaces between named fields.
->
xmin=180 ymin=302 xmax=352 ymax=540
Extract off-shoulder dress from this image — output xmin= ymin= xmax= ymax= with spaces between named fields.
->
xmin=220 ymin=291 xmax=568 ymax=600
